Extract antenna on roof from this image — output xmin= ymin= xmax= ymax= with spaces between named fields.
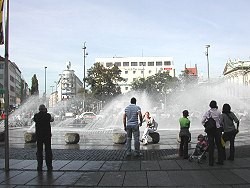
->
xmin=142 ymin=49 xmax=143 ymax=57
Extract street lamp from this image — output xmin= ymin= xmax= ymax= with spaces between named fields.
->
xmin=205 ymin=45 xmax=210 ymax=81
xmin=82 ymin=42 xmax=88 ymax=92
xmin=44 ymin=66 xmax=47 ymax=98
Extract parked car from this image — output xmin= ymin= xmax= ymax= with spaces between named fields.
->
xmin=74 ymin=112 xmax=97 ymax=124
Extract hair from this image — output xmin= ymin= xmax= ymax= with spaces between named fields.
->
xmin=39 ymin=104 xmax=46 ymax=112
xmin=198 ymin=134 xmax=204 ymax=139
xmin=130 ymin=97 xmax=136 ymax=104
xmin=182 ymin=110 xmax=189 ymax=117
xmin=222 ymin=103 xmax=231 ymax=114
xmin=209 ymin=100 xmax=218 ymax=109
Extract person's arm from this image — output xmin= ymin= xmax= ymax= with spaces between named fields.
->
xmin=123 ymin=113 xmax=127 ymax=131
xmin=201 ymin=111 xmax=209 ymax=126
xmin=138 ymin=111 xmax=143 ymax=127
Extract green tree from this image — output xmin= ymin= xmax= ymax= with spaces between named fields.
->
xmin=85 ymin=63 xmax=125 ymax=102
xmin=30 ymin=74 xmax=39 ymax=95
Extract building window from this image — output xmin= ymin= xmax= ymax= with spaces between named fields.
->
xmin=164 ymin=61 xmax=171 ymax=65
xmin=149 ymin=70 xmax=152 ymax=74
xmin=123 ymin=62 xmax=129 ymax=66
xmin=141 ymin=70 xmax=144 ymax=74
xmin=10 ymin=85 xmax=15 ymax=92
xmin=114 ymin=62 xmax=121 ymax=66
xmin=0 ymin=74 xmax=3 ymax=79
xmin=131 ymin=62 xmax=138 ymax=66
xmin=139 ymin=62 xmax=146 ymax=66
xmin=125 ymin=71 xmax=128 ymax=74
xmin=156 ymin=61 xmax=162 ymax=66
xmin=133 ymin=71 xmax=136 ymax=74
xmin=148 ymin=62 xmax=154 ymax=66
xmin=125 ymin=87 xmax=128 ymax=90
xmin=125 ymin=78 xmax=128 ymax=82
xmin=133 ymin=78 xmax=136 ymax=81
xmin=106 ymin=62 xmax=113 ymax=67
xmin=0 ymin=64 xmax=4 ymax=69
xmin=10 ymin=75 xmax=15 ymax=82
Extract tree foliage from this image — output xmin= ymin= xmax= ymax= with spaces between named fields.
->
xmin=31 ymin=74 xmax=39 ymax=95
xmin=85 ymin=63 xmax=125 ymax=101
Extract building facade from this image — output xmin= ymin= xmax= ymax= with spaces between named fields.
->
xmin=49 ymin=62 xmax=83 ymax=108
xmin=0 ymin=56 xmax=28 ymax=110
xmin=95 ymin=56 xmax=175 ymax=93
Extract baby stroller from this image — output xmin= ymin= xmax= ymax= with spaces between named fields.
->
xmin=189 ymin=134 xmax=208 ymax=163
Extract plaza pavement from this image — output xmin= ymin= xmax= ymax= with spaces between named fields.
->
xmin=0 ymin=127 xmax=250 ymax=187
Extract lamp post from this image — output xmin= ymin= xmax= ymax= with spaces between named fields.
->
xmin=44 ymin=66 xmax=47 ymax=99
xmin=82 ymin=42 xmax=88 ymax=110
xmin=205 ymin=45 xmax=210 ymax=81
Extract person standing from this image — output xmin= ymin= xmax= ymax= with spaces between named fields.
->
xmin=140 ymin=111 xmax=157 ymax=145
xmin=33 ymin=104 xmax=54 ymax=171
xmin=179 ymin=110 xmax=191 ymax=159
xmin=123 ymin=97 xmax=143 ymax=157
xmin=220 ymin=103 xmax=239 ymax=161
xmin=202 ymin=100 xmax=224 ymax=166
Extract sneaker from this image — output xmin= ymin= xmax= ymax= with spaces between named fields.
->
xmin=47 ymin=166 xmax=53 ymax=172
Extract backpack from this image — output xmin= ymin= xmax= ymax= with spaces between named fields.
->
xmin=204 ymin=117 xmax=216 ymax=134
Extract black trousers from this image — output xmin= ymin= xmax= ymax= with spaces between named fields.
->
xmin=207 ymin=128 xmax=224 ymax=165
xmin=36 ymin=137 xmax=53 ymax=168
xmin=222 ymin=130 xmax=236 ymax=160
xmin=179 ymin=135 xmax=189 ymax=158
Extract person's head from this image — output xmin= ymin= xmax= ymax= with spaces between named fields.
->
xmin=39 ymin=104 xmax=46 ymax=112
xmin=145 ymin=111 xmax=150 ymax=117
xmin=222 ymin=103 xmax=231 ymax=113
xmin=198 ymin=134 xmax=204 ymax=141
xmin=209 ymin=100 xmax=218 ymax=109
xmin=182 ymin=110 xmax=189 ymax=117
xmin=130 ymin=97 xmax=136 ymax=104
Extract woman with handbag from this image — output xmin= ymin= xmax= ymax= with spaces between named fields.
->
xmin=201 ymin=100 xmax=224 ymax=166
xmin=220 ymin=103 xmax=239 ymax=161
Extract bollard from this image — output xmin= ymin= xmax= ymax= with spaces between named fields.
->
xmin=24 ymin=132 xmax=37 ymax=143
xmin=65 ymin=133 xmax=80 ymax=144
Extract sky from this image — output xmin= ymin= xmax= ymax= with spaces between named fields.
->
xmin=0 ymin=0 xmax=250 ymax=95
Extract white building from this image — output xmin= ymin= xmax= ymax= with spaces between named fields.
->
xmin=95 ymin=56 xmax=175 ymax=93
xmin=49 ymin=62 xmax=83 ymax=107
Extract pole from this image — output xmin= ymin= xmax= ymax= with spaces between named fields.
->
xmin=82 ymin=42 xmax=87 ymax=111
xmin=205 ymin=45 xmax=210 ymax=81
xmin=44 ymin=66 xmax=47 ymax=99
xmin=4 ymin=0 xmax=10 ymax=171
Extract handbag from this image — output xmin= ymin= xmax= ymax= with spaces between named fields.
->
xmin=204 ymin=112 xmax=216 ymax=134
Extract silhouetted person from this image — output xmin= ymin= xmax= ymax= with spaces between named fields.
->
xmin=220 ymin=103 xmax=239 ymax=161
xmin=202 ymin=100 xmax=224 ymax=166
xmin=123 ymin=97 xmax=143 ymax=157
xmin=33 ymin=104 xmax=54 ymax=171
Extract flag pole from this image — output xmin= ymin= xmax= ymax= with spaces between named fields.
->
xmin=4 ymin=0 xmax=9 ymax=171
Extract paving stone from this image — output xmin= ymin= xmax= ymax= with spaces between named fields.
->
xmin=74 ymin=172 xmax=104 ymax=186
xmin=158 ymin=160 xmax=181 ymax=170
xmin=123 ymin=171 xmax=147 ymax=187
xmin=51 ymin=160 xmax=71 ymax=170
xmin=9 ymin=160 xmax=35 ymax=170
xmin=79 ymin=161 xmax=105 ymax=171
xmin=189 ymin=170 xmax=222 ymax=185
xmin=120 ymin=161 xmax=141 ymax=171
xmin=0 ymin=171 xmax=23 ymax=184
xmin=100 ymin=161 xmax=122 ymax=171
xmin=147 ymin=171 xmax=176 ymax=187
xmin=141 ymin=160 xmax=160 ymax=171
xmin=26 ymin=171 xmax=64 ymax=186
xmin=60 ymin=160 xmax=87 ymax=171
xmin=98 ymin=172 xmax=125 ymax=187
xmin=231 ymin=169 xmax=250 ymax=183
xmin=51 ymin=171 xmax=83 ymax=186
xmin=167 ymin=170 xmax=197 ymax=186
xmin=2 ymin=171 xmax=38 ymax=185
xmin=210 ymin=169 xmax=248 ymax=185
xmin=176 ymin=159 xmax=202 ymax=170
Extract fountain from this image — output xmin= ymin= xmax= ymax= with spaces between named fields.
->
xmin=0 ymin=81 xmax=249 ymax=148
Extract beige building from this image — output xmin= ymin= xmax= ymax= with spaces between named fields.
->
xmin=96 ymin=56 xmax=175 ymax=93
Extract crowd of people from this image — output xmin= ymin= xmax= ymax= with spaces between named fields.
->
xmin=123 ymin=97 xmax=240 ymax=167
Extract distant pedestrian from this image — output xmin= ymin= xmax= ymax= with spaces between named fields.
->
xmin=123 ymin=97 xmax=143 ymax=157
xmin=220 ymin=103 xmax=239 ymax=161
xmin=33 ymin=104 xmax=54 ymax=171
xmin=202 ymin=100 xmax=224 ymax=166
xmin=179 ymin=110 xmax=191 ymax=159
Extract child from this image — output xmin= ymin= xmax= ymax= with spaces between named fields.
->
xmin=194 ymin=134 xmax=208 ymax=156
xmin=179 ymin=110 xmax=191 ymax=159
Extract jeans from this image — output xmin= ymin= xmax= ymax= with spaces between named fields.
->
xmin=179 ymin=135 xmax=189 ymax=158
xmin=141 ymin=127 xmax=155 ymax=143
xmin=207 ymin=128 xmax=224 ymax=165
xmin=126 ymin=125 xmax=140 ymax=154
xmin=222 ymin=130 xmax=236 ymax=160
